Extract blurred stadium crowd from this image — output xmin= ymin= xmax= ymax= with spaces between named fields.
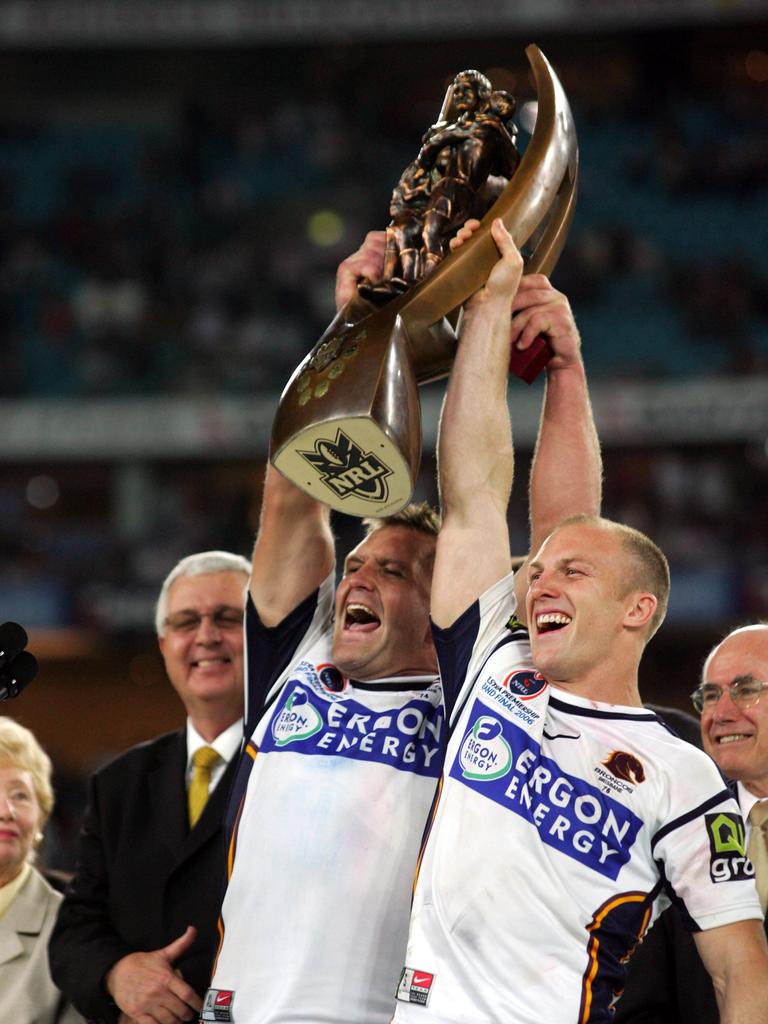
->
xmin=2 ymin=40 xmax=768 ymax=400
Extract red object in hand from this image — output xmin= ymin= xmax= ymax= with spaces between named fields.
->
xmin=509 ymin=335 xmax=554 ymax=384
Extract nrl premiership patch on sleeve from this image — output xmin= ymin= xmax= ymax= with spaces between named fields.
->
xmin=397 ymin=967 xmax=435 ymax=1006
xmin=201 ymin=989 xmax=235 ymax=1022
xmin=705 ymin=811 xmax=755 ymax=883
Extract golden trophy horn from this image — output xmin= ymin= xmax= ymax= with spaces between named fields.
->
xmin=271 ymin=45 xmax=578 ymax=517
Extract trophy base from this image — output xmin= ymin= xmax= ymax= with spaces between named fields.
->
xmin=272 ymin=415 xmax=416 ymax=518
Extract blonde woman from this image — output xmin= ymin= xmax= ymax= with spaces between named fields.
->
xmin=0 ymin=716 xmax=83 ymax=1024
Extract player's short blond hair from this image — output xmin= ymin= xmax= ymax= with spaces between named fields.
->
xmin=362 ymin=502 xmax=441 ymax=540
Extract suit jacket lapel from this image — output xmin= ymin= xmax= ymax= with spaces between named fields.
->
xmin=735 ymin=780 xmax=768 ymax=937
xmin=0 ymin=932 xmax=24 ymax=967
xmin=0 ymin=869 xmax=49 ymax=965
xmin=149 ymin=730 xmax=188 ymax=856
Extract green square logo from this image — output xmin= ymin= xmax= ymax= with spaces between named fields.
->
xmin=705 ymin=812 xmax=754 ymax=884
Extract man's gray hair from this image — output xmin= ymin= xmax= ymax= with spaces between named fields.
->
xmin=155 ymin=550 xmax=252 ymax=636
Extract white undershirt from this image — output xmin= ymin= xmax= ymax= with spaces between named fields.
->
xmin=185 ymin=718 xmax=243 ymax=793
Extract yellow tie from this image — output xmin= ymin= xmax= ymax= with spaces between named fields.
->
xmin=747 ymin=802 xmax=768 ymax=916
xmin=188 ymin=746 xmax=221 ymax=828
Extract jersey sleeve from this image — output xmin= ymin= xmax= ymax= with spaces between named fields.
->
xmin=431 ymin=570 xmax=524 ymax=724
xmin=650 ymin=748 xmax=762 ymax=931
xmin=244 ymin=572 xmax=335 ymax=736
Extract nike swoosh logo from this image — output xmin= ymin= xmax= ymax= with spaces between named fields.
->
xmin=543 ymin=730 xmax=581 ymax=741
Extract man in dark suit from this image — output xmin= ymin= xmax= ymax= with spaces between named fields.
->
xmin=49 ymin=550 xmax=250 ymax=1024
xmin=617 ymin=624 xmax=768 ymax=1023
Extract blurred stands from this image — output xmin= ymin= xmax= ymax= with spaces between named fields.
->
xmin=2 ymin=41 xmax=768 ymax=398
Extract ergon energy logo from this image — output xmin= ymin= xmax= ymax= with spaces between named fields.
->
xmin=450 ymin=701 xmax=642 ymax=879
xmin=262 ymin=678 xmax=444 ymax=777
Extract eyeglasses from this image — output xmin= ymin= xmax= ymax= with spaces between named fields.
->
xmin=163 ymin=606 xmax=244 ymax=634
xmin=690 ymin=678 xmax=768 ymax=715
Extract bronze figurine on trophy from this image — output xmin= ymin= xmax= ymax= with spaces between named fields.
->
xmin=365 ymin=74 xmax=519 ymax=298
xmin=271 ymin=46 xmax=578 ymax=517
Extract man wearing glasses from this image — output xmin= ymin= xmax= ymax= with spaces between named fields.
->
xmin=50 ymin=551 xmax=250 ymax=1024
xmin=616 ymin=623 xmax=768 ymax=1023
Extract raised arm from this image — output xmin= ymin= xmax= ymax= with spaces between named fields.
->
xmin=516 ymin=275 xmax=602 ymax=556
xmin=693 ymin=919 xmax=768 ymax=1024
xmin=432 ymin=218 xmax=523 ymax=627
xmin=510 ymin=274 xmax=602 ymax=615
xmin=254 ymin=231 xmax=388 ymax=626
xmin=250 ymin=465 xmax=335 ymax=627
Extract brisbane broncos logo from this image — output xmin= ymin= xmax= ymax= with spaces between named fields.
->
xmin=602 ymin=750 xmax=646 ymax=786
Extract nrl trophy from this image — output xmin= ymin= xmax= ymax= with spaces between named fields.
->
xmin=271 ymin=45 xmax=578 ymax=517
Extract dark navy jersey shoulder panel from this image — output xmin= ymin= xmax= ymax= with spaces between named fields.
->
xmin=245 ymin=588 xmax=320 ymax=735
xmin=430 ymin=599 xmax=483 ymax=719
xmin=431 ymin=599 xmax=528 ymax=725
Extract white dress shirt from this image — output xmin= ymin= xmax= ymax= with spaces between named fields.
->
xmin=185 ymin=718 xmax=243 ymax=793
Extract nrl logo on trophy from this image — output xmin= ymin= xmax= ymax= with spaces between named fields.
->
xmin=298 ymin=429 xmax=393 ymax=504
xmin=271 ymin=46 xmax=578 ymax=516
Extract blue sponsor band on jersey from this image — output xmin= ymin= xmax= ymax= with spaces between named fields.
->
xmin=450 ymin=700 xmax=643 ymax=879
xmin=260 ymin=675 xmax=444 ymax=777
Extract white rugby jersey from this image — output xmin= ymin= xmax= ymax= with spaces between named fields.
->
xmin=203 ymin=574 xmax=445 ymax=1024
xmin=395 ymin=572 xmax=762 ymax=1024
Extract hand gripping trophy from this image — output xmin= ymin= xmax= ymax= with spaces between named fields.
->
xmin=271 ymin=46 xmax=578 ymax=517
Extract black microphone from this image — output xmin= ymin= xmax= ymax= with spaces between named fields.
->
xmin=0 ymin=650 xmax=39 ymax=701
xmin=0 ymin=621 xmax=28 ymax=669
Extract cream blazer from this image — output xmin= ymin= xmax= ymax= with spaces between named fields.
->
xmin=0 ymin=868 xmax=85 ymax=1024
